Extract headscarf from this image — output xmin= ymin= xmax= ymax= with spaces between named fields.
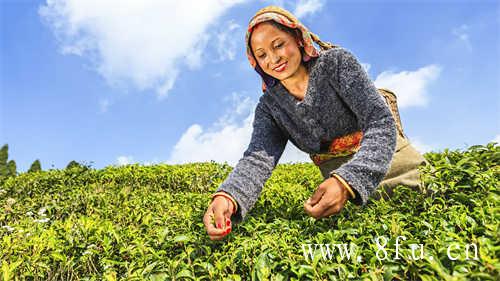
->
xmin=245 ymin=6 xmax=338 ymax=92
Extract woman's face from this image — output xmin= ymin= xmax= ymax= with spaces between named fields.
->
xmin=250 ymin=22 xmax=303 ymax=81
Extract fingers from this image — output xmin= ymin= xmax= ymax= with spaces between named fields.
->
xmin=213 ymin=205 xmax=227 ymax=230
xmin=208 ymin=216 xmax=232 ymax=240
xmin=203 ymin=198 xmax=234 ymax=240
xmin=304 ymin=180 xmax=348 ymax=219
xmin=304 ymin=183 xmax=328 ymax=217
xmin=305 ymin=197 xmax=345 ymax=219
xmin=203 ymin=209 xmax=226 ymax=239
xmin=304 ymin=198 xmax=329 ymax=218
xmin=306 ymin=184 xmax=326 ymax=206
xmin=223 ymin=216 xmax=232 ymax=236
xmin=317 ymin=204 xmax=343 ymax=219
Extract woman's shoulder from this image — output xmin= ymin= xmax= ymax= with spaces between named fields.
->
xmin=256 ymin=93 xmax=273 ymax=113
xmin=305 ymin=46 xmax=351 ymax=81
xmin=312 ymin=46 xmax=364 ymax=80
xmin=317 ymin=46 xmax=356 ymax=64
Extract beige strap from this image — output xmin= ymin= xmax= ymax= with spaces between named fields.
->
xmin=377 ymin=88 xmax=406 ymax=138
xmin=309 ymin=32 xmax=339 ymax=50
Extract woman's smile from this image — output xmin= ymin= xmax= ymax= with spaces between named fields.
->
xmin=273 ymin=62 xmax=287 ymax=72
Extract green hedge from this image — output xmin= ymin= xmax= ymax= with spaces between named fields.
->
xmin=0 ymin=143 xmax=498 ymax=280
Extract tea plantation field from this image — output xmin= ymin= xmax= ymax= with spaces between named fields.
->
xmin=1 ymin=143 xmax=498 ymax=280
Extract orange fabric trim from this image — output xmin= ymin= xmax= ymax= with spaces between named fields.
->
xmin=311 ymin=131 xmax=363 ymax=166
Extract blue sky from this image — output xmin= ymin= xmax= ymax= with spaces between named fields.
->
xmin=1 ymin=0 xmax=499 ymax=173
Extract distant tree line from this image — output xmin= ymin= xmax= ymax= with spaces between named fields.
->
xmin=0 ymin=144 xmax=86 ymax=183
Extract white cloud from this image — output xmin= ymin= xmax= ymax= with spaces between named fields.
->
xmin=143 ymin=157 xmax=162 ymax=166
xmin=168 ymin=92 xmax=312 ymax=165
xmin=167 ymin=92 xmax=255 ymax=165
xmin=185 ymin=34 xmax=210 ymax=70
xmin=373 ymin=64 xmax=442 ymax=108
xmin=293 ymin=0 xmax=325 ymax=18
xmin=215 ymin=20 xmax=241 ymax=62
xmin=168 ymin=122 xmax=251 ymax=165
xmin=361 ymin=62 xmax=371 ymax=75
xmin=279 ymin=143 xmax=310 ymax=163
xmin=493 ymin=134 xmax=500 ymax=144
xmin=408 ymin=136 xmax=434 ymax=154
xmin=452 ymin=24 xmax=472 ymax=51
xmin=38 ymin=0 xmax=245 ymax=98
xmin=116 ymin=155 xmax=134 ymax=166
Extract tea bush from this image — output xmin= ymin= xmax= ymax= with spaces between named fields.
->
xmin=1 ymin=143 xmax=498 ymax=280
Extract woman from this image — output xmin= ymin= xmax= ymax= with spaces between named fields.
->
xmin=203 ymin=6 xmax=427 ymax=240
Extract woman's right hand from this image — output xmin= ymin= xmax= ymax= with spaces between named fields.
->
xmin=203 ymin=195 xmax=235 ymax=240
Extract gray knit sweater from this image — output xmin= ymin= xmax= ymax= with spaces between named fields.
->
xmin=216 ymin=46 xmax=397 ymax=224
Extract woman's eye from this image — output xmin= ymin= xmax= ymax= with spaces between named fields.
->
xmin=258 ymin=54 xmax=266 ymax=59
xmin=275 ymin=43 xmax=283 ymax=48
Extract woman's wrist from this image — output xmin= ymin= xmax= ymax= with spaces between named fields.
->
xmin=330 ymin=173 xmax=356 ymax=200
xmin=211 ymin=191 xmax=238 ymax=214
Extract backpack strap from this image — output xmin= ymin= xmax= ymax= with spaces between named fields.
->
xmin=309 ymin=32 xmax=339 ymax=50
xmin=377 ymin=88 xmax=406 ymax=139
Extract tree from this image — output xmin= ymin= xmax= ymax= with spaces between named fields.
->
xmin=66 ymin=160 xmax=82 ymax=169
xmin=28 ymin=159 xmax=41 ymax=173
xmin=7 ymin=160 xmax=17 ymax=176
xmin=0 ymin=144 xmax=8 ymax=178
xmin=0 ymin=144 xmax=17 ymax=182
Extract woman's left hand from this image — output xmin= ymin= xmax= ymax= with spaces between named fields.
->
xmin=304 ymin=176 xmax=350 ymax=219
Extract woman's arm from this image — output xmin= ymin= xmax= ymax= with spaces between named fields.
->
xmin=327 ymin=47 xmax=397 ymax=205
xmin=215 ymin=98 xmax=288 ymax=224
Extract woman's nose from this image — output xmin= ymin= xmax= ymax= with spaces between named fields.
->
xmin=268 ymin=52 xmax=280 ymax=65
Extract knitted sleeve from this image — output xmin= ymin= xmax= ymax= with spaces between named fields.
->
xmin=326 ymin=47 xmax=397 ymax=205
xmin=215 ymin=98 xmax=288 ymax=224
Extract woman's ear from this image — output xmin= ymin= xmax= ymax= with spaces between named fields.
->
xmin=301 ymin=48 xmax=311 ymax=62
xmin=294 ymin=29 xmax=304 ymax=47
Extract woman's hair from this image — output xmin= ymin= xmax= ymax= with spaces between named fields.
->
xmin=267 ymin=20 xmax=302 ymax=42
